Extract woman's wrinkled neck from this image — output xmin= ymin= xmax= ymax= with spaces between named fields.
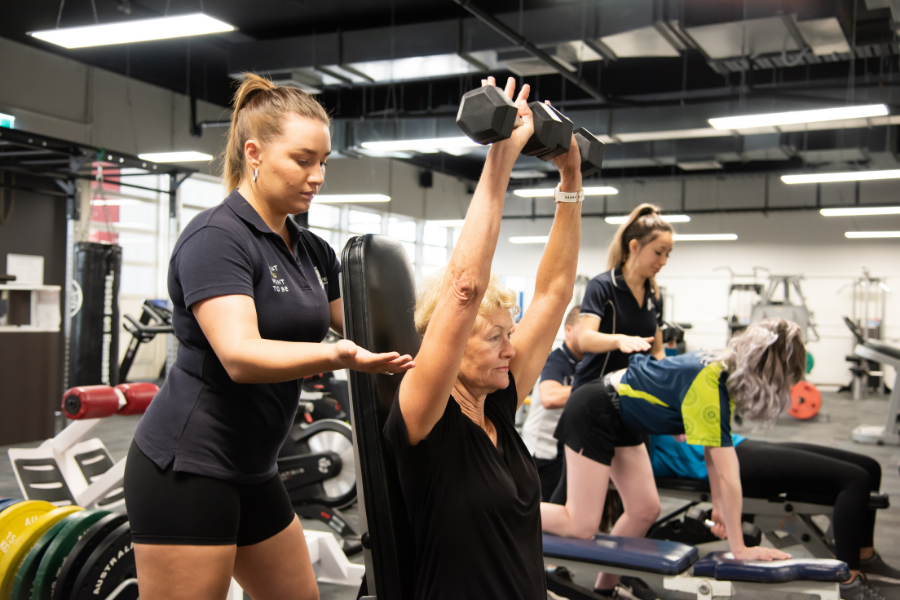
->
xmin=451 ymin=381 xmax=488 ymax=426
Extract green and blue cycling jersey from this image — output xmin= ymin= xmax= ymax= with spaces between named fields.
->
xmin=618 ymin=352 xmax=735 ymax=448
xmin=648 ymin=434 xmax=746 ymax=480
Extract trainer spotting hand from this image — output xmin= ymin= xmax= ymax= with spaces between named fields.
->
xmin=481 ymin=76 xmax=534 ymax=154
xmin=616 ymin=335 xmax=655 ymax=353
xmin=332 ymin=339 xmax=415 ymax=375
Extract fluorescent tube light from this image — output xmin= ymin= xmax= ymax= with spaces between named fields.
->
xmin=845 ymin=231 xmax=900 ymax=239
xmin=510 ymin=170 xmax=548 ymax=179
xmin=783 ymin=170 xmax=900 ymax=184
xmin=673 ymin=233 xmax=738 ymax=241
xmin=30 ymin=13 xmax=235 ymax=49
xmin=138 ymin=151 xmax=213 ymax=162
xmin=426 ymin=220 xmax=466 ymax=227
xmin=509 ymin=236 xmax=550 ymax=244
xmin=314 ymin=194 xmax=391 ymax=203
xmin=710 ymin=104 xmax=888 ymax=130
xmin=360 ymin=137 xmax=479 ymax=152
xmin=605 ymin=214 xmax=691 ymax=224
xmin=820 ymin=207 xmax=900 ymax=217
xmin=514 ymin=186 xmax=618 ymax=197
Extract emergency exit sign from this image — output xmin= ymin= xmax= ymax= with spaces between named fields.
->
xmin=0 ymin=113 xmax=15 ymax=128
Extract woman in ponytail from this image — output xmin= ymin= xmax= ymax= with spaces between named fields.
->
xmin=570 ymin=203 xmax=674 ymax=392
xmin=125 ymin=73 xmax=414 ymax=600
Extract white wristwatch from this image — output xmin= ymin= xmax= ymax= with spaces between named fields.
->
xmin=553 ymin=184 xmax=584 ymax=203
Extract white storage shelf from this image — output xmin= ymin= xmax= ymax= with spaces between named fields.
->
xmin=0 ymin=284 xmax=62 ymax=332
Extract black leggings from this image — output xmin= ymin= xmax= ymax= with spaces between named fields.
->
xmin=736 ymin=440 xmax=881 ymax=569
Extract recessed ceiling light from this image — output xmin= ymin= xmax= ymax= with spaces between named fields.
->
xmin=782 ymin=170 xmax=900 ymax=184
xmin=510 ymin=170 xmax=548 ymax=179
xmin=677 ymin=161 xmax=723 ymax=171
xmin=513 ymin=186 xmax=618 ymax=197
xmin=360 ymin=137 xmax=479 ymax=152
xmin=710 ymin=104 xmax=888 ymax=130
xmin=30 ymin=13 xmax=235 ymax=49
xmin=605 ymin=215 xmax=691 ymax=224
xmin=509 ymin=236 xmax=550 ymax=244
xmin=673 ymin=233 xmax=738 ymax=241
xmin=844 ymin=231 xmax=900 ymax=238
xmin=138 ymin=151 xmax=212 ymax=162
xmin=820 ymin=207 xmax=900 ymax=216
xmin=314 ymin=194 xmax=391 ymax=203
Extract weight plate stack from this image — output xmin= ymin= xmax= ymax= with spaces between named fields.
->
xmin=0 ymin=506 xmax=83 ymax=598
xmin=9 ymin=514 xmax=75 ymax=600
xmin=33 ymin=510 xmax=112 ymax=600
xmin=0 ymin=499 xmax=21 ymax=513
xmin=70 ymin=521 xmax=138 ymax=600
xmin=50 ymin=512 xmax=128 ymax=600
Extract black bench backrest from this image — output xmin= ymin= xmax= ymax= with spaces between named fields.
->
xmin=341 ymin=234 xmax=421 ymax=599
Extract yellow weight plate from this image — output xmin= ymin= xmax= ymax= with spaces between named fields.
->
xmin=0 ymin=501 xmax=56 ymax=560
xmin=0 ymin=506 xmax=82 ymax=600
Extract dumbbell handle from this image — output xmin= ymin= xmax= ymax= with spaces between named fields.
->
xmin=63 ymin=382 xmax=159 ymax=420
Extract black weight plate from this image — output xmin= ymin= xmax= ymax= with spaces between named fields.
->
xmin=70 ymin=521 xmax=138 ymax=600
xmin=51 ymin=512 xmax=128 ymax=600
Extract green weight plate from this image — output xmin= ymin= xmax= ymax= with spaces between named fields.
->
xmin=70 ymin=522 xmax=138 ymax=600
xmin=0 ymin=506 xmax=83 ymax=599
xmin=50 ymin=513 xmax=127 ymax=600
xmin=9 ymin=515 xmax=74 ymax=600
xmin=33 ymin=510 xmax=112 ymax=600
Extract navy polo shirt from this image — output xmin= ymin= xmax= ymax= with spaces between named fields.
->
xmin=571 ymin=266 xmax=663 ymax=391
xmin=134 ymin=190 xmax=341 ymax=484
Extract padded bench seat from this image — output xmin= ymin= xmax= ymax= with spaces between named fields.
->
xmin=693 ymin=551 xmax=850 ymax=583
xmin=542 ymin=533 xmax=698 ymax=575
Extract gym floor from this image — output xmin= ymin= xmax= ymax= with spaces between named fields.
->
xmin=2 ymin=389 xmax=898 ymax=600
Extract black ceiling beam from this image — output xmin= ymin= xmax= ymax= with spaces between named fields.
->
xmin=451 ymin=0 xmax=607 ymax=104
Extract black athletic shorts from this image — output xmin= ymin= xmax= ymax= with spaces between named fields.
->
xmin=554 ymin=377 xmax=643 ymax=466
xmin=124 ymin=441 xmax=296 ymax=546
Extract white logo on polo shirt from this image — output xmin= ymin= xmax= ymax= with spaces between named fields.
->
xmin=314 ymin=267 xmax=327 ymax=291
xmin=269 ymin=264 xmax=289 ymax=293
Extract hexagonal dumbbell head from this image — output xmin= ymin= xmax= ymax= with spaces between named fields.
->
xmin=535 ymin=105 xmax=573 ymax=162
xmin=574 ymin=127 xmax=605 ymax=177
xmin=456 ymin=86 xmax=518 ymax=145
xmin=522 ymin=102 xmax=563 ymax=157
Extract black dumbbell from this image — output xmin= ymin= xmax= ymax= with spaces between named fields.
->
xmin=456 ymin=86 xmax=518 ymax=145
xmin=574 ymin=127 xmax=605 ymax=177
xmin=521 ymin=102 xmax=565 ymax=157
xmin=457 ymin=87 xmax=563 ymax=158
xmin=535 ymin=105 xmax=574 ymax=162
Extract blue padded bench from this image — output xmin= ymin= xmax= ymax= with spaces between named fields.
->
xmin=694 ymin=551 xmax=849 ymax=583
xmin=543 ymin=533 xmax=849 ymax=600
xmin=543 ymin=533 xmax=698 ymax=575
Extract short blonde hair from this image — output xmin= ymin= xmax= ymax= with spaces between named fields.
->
xmin=414 ymin=269 xmax=519 ymax=338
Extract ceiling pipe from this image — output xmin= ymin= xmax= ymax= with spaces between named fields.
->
xmin=451 ymin=0 xmax=608 ymax=104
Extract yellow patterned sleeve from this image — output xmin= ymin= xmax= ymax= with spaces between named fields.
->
xmin=681 ymin=363 xmax=728 ymax=447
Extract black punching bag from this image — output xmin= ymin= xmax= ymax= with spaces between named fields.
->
xmin=69 ymin=242 xmax=122 ymax=386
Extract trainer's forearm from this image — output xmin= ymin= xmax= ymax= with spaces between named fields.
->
xmin=222 ymin=339 xmax=341 ymax=385
xmin=579 ymin=329 xmax=620 ymax=354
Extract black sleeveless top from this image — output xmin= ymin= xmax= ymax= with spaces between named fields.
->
xmin=383 ymin=373 xmax=545 ymax=600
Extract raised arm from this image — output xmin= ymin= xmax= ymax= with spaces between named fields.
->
xmin=398 ymin=77 xmax=534 ymax=444
xmin=509 ymin=135 xmax=582 ymax=406
xmin=705 ymin=446 xmax=790 ymax=560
